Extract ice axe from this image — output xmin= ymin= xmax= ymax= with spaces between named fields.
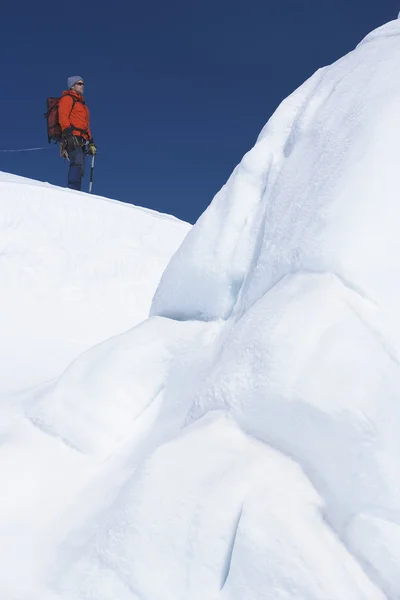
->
xmin=89 ymin=154 xmax=95 ymax=193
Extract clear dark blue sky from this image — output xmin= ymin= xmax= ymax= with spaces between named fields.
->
xmin=1 ymin=1 xmax=398 ymax=223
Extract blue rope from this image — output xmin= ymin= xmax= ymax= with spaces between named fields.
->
xmin=0 ymin=147 xmax=51 ymax=153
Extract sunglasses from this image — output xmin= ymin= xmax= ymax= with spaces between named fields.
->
xmin=76 ymin=82 xmax=84 ymax=86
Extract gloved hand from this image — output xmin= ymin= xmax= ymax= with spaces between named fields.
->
xmin=63 ymin=127 xmax=78 ymax=152
xmin=87 ymin=139 xmax=97 ymax=155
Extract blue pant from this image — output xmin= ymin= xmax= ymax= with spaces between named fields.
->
xmin=67 ymin=146 xmax=86 ymax=191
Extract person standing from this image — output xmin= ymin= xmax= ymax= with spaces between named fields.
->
xmin=58 ymin=76 xmax=97 ymax=191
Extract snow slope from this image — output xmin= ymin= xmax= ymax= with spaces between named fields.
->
xmin=0 ymin=172 xmax=190 ymax=392
xmin=2 ymin=18 xmax=400 ymax=600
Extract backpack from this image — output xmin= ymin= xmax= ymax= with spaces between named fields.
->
xmin=44 ymin=95 xmax=77 ymax=143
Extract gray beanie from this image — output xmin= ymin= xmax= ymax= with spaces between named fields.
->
xmin=67 ymin=75 xmax=83 ymax=89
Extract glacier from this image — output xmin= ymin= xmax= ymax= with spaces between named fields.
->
xmin=2 ymin=18 xmax=400 ymax=600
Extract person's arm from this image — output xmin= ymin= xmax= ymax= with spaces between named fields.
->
xmin=86 ymin=106 xmax=92 ymax=140
xmin=85 ymin=106 xmax=97 ymax=154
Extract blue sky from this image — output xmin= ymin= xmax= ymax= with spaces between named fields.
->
xmin=1 ymin=1 xmax=398 ymax=223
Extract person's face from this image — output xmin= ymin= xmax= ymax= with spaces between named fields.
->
xmin=73 ymin=81 xmax=85 ymax=94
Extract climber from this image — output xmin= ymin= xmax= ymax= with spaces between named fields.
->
xmin=58 ymin=76 xmax=97 ymax=190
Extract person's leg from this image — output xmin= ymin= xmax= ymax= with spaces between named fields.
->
xmin=68 ymin=146 xmax=86 ymax=190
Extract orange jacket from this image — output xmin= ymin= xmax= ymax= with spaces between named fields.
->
xmin=58 ymin=90 xmax=92 ymax=140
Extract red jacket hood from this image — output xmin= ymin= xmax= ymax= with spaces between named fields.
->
xmin=62 ymin=90 xmax=85 ymax=102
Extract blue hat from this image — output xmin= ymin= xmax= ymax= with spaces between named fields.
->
xmin=67 ymin=75 xmax=84 ymax=89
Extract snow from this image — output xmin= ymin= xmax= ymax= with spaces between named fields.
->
xmin=0 ymin=173 xmax=189 ymax=392
xmin=2 ymin=17 xmax=400 ymax=600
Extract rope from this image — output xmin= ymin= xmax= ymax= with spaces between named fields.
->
xmin=0 ymin=147 xmax=51 ymax=153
